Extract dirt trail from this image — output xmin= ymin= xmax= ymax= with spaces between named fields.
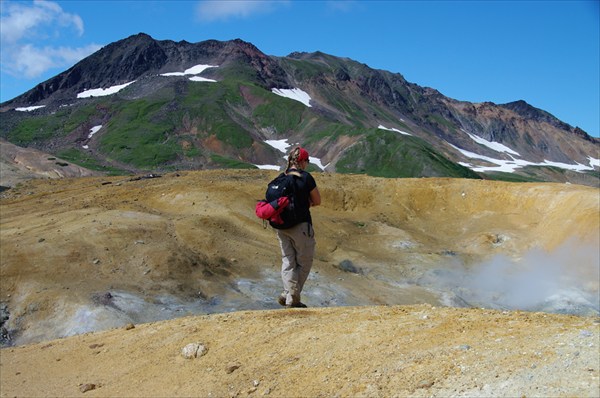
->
xmin=1 ymin=305 xmax=599 ymax=397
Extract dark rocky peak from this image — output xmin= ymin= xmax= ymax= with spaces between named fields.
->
xmin=287 ymin=51 xmax=310 ymax=59
xmin=500 ymin=100 xmax=555 ymax=121
xmin=109 ymin=32 xmax=156 ymax=48
xmin=4 ymin=34 xmax=288 ymax=105
xmin=219 ymin=38 xmax=271 ymax=63
xmin=229 ymin=38 xmax=262 ymax=53
xmin=7 ymin=33 xmax=168 ymax=104
xmin=212 ymin=39 xmax=288 ymax=88
xmin=285 ymin=50 xmax=342 ymax=66
xmin=500 ymin=100 xmax=590 ymax=135
xmin=286 ymin=51 xmax=327 ymax=60
xmin=421 ymin=87 xmax=444 ymax=97
xmin=573 ymin=127 xmax=599 ymax=143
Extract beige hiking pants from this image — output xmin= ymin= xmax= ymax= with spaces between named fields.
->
xmin=276 ymin=222 xmax=315 ymax=306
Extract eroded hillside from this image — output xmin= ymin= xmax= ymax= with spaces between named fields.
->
xmin=1 ymin=170 xmax=599 ymax=397
xmin=1 ymin=170 xmax=598 ymax=346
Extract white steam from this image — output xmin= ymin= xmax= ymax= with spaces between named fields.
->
xmin=421 ymin=239 xmax=599 ymax=315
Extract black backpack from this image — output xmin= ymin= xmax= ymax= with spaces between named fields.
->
xmin=265 ymin=171 xmax=301 ymax=229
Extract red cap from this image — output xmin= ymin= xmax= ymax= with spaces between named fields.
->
xmin=298 ymin=147 xmax=309 ymax=162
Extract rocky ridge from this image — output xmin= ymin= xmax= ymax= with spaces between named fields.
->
xmin=1 ymin=34 xmax=597 ymax=186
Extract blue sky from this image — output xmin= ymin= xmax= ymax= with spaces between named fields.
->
xmin=1 ymin=0 xmax=599 ymax=137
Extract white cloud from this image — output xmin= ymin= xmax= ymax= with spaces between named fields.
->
xmin=11 ymin=43 xmax=101 ymax=78
xmin=196 ymin=0 xmax=289 ymax=21
xmin=0 ymin=0 xmax=100 ymax=79
xmin=1 ymin=0 xmax=83 ymax=44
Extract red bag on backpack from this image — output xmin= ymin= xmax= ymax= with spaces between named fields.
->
xmin=255 ymin=196 xmax=290 ymax=225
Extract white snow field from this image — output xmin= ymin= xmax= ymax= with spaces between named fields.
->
xmin=271 ymin=88 xmax=312 ymax=107
xmin=77 ymin=81 xmax=136 ymax=98
xmin=160 ymin=64 xmax=218 ymax=82
xmin=453 ymin=130 xmax=598 ymax=173
xmin=378 ymin=124 xmax=411 ymax=136
xmin=82 ymin=125 xmax=102 ymax=149
xmin=15 ymin=105 xmax=46 ymax=112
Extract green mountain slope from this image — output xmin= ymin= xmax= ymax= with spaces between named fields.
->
xmin=0 ymin=34 xmax=597 ymax=186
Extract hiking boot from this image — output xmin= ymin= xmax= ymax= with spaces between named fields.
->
xmin=277 ymin=294 xmax=286 ymax=306
xmin=286 ymin=302 xmax=307 ymax=308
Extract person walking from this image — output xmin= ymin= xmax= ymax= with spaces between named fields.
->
xmin=275 ymin=147 xmax=321 ymax=308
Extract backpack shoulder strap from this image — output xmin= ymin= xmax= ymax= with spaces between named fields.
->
xmin=285 ymin=169 xmax=302 ymax=178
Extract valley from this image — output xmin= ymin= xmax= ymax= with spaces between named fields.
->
xmin=1 ymin=169 xmax=598 ymax=345
xmin=0 ymin=166 xmax=598 ymax=396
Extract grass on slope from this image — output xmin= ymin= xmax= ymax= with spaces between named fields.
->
xmin=484 ymin=171 xmax=545 ymax=183
xmin=99 ymin=81 xmax=258 ymax=169
xmin=5 ymin=117 xmax=60 ymax=144
xmin=180 ymin=80 xmax=253 ymax=149
xmin=56 ymin=148 xmax=129 ymax=175
xmin=336 ymin=129 xmax=481 ymax=179
xmin=249 ymin=87 xmax=306 ymax=134
xmin=3 ymin=103 xmax=110 ymax=146
xmin=100 ymin=99 xmax=180 ymax=168
xmin=210 ymin=154 xmax=257 ymax=169
xmin=304 ymin=123 xmax=365 ymax=146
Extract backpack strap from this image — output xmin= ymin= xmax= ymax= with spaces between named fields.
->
xmin=285 ymin=169 xmax=313 ymax=235
xmin=285 ymin=170 xmax=302 ymax=178
xmin=284 ymin=169 xmax=301 ymax=199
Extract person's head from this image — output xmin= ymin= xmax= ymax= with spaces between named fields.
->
xmin=287 ymin=146 xmax=310 ymax=170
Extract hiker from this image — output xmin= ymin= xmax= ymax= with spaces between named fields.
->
xmin=276 ymin=147 xmax=321 ymax=308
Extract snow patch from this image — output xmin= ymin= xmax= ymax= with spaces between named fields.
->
xmin=540 ymin=159 xmax=596 ymax=172
xmin=253 ymin=164 xmax=281 ymax=171
xmin=189 ymin=76 xmax=216 ymax=82
xmin=464 ymin=131 xmax=520 ymax=156
xmin=587 ymin=156 xmax=600 ymax=168
xmin=160 ymin=64 xmax=218 ymax=82
xmin=82 ymin=125 xmax=102 ymax=149
xmin=378 ymin=124 xmax=411 ymax=136
xmin=77 ymin=81 xmax=136 ymax=98
xmin=15 ymin=105 xmax=46 ymax=112
xmin=271 ymin=88 xmax=312 ymax=107
xmin=310 ymin=157 xmax=330 ymax=171
xmin=160 ymin=64 xmax=217 ymax=76
xmin=265 ymin=139 xmax=293 ymax=153
xmin=88 ymin=125 xmax=102 ymax=139
xmin=452 ymin=144 xmax=598 ymax=173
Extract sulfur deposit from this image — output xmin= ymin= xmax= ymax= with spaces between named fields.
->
xmin=1 ymin=170 xmax=598 ymax=397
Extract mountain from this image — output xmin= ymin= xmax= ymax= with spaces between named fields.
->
xmin=1 ymin=33 xmax=598 ymax=186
